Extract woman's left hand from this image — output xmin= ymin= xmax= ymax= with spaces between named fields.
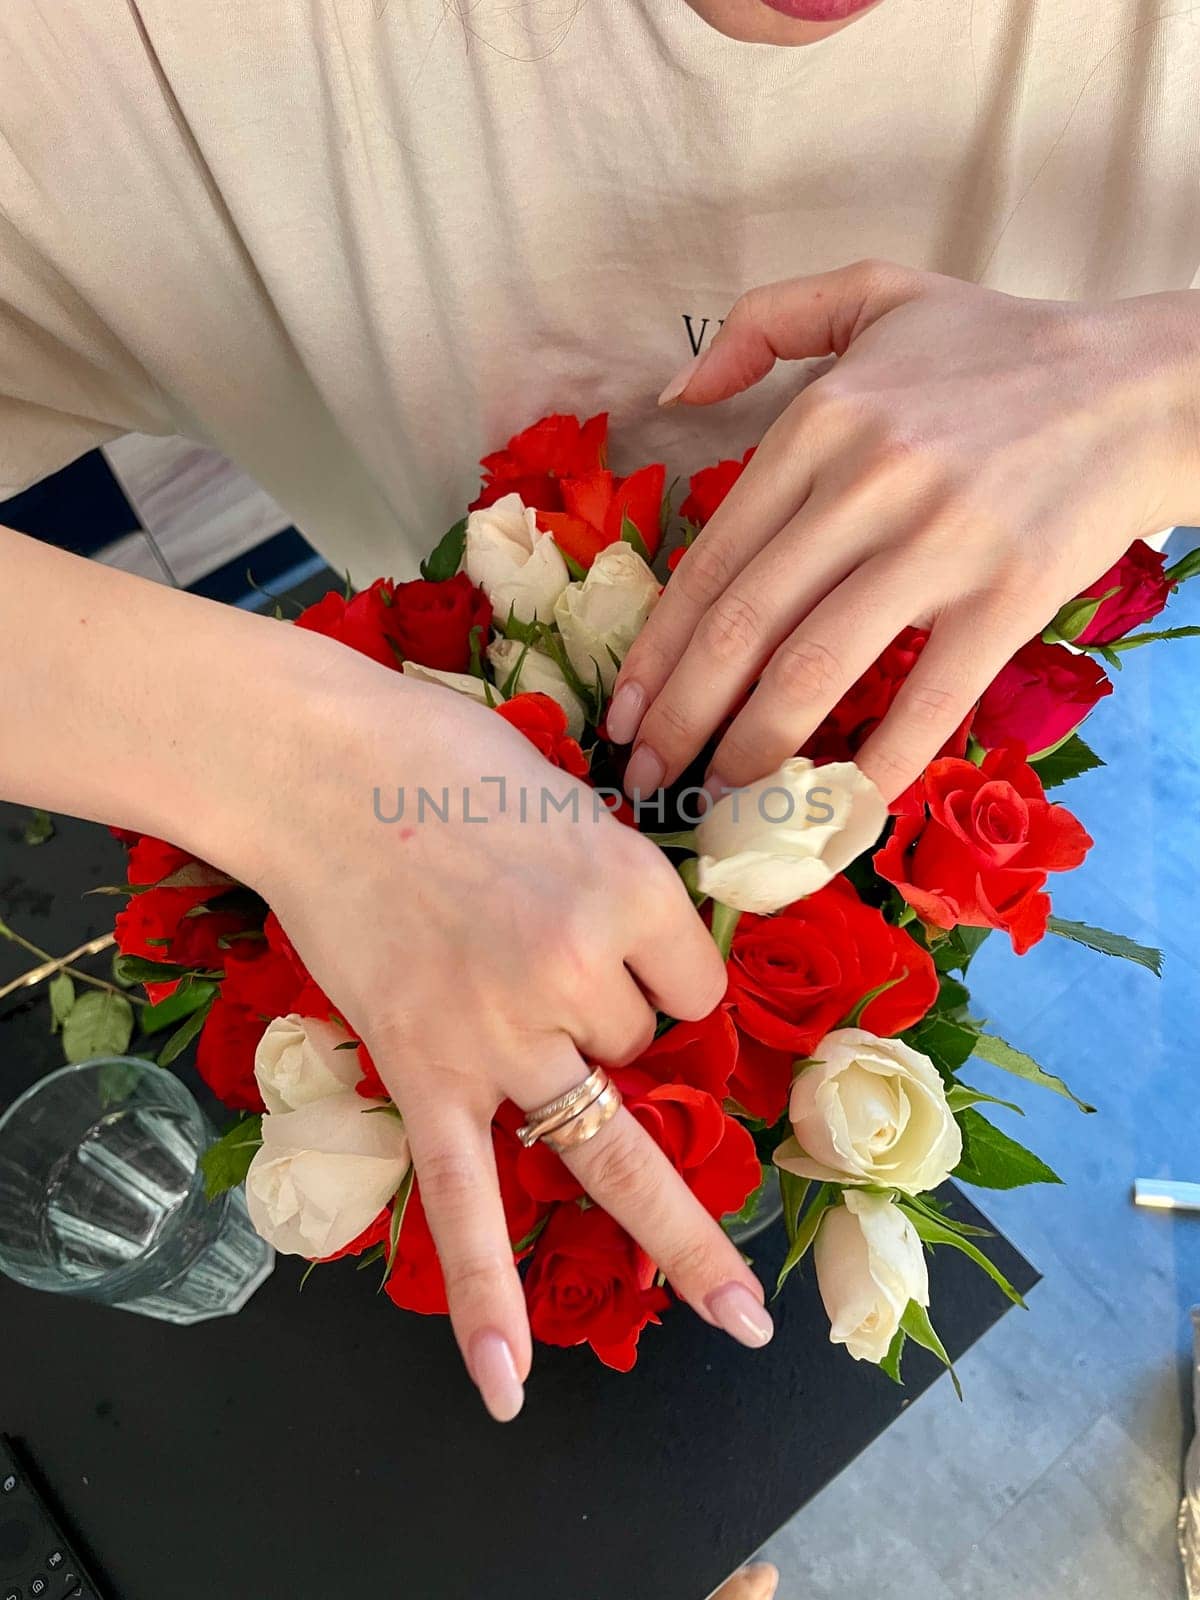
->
xmin=607 ymin=263 xmax=1200 ymax=802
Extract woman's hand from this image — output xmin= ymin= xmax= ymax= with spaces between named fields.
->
xmin=608 ymin=263 xmax=1200 ymax=801
xmin=709 ymin=1563 xmax=779 ymax=1600
xmin=244 ymin=639 xmax=772 ymax=1420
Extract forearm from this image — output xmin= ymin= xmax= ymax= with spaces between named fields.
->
xmin=0 ymin=525 xmax=364 ymax=879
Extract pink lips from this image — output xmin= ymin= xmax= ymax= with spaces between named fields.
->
xmin=758 ymin=0 xmax=878 ymax=18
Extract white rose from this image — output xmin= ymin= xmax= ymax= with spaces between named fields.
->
xmin=774 ymin=1027 xmax=962 ymax=1195
xmin=694 ymin=758 xmax=886 ymax=914
xmin=487 ymin=637 xmax=586 ymax=738
xmin=244 ymin=1091 xmax=410 ymax=1259
xmin=552 ymin=542 xmax=659 ymax=695
xmin=401 ymin=660 xmax=501 ymax=706
xmin=463 ymin=492 xmax=569 ymax=624
xmin=814 ymin=1190 xmax=929 ymax=1363
xmin=253 ymin=1014 xmax=363 ymax=1115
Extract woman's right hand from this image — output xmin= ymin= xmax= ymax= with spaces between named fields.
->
xmin=240 ymin=635 xmax=774 ymax=1419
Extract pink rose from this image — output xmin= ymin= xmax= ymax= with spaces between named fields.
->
xmin=973 ymin=639 xmax=1112 ymax=756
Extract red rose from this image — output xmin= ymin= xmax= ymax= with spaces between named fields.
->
xmin=354 ymin=1042 xmax=388 ymax=1101
xmin=633 ymin=1009 xmax=739 ymax=1101
xmin=496 ymin=692 xmax=589 ymax=777
xmin=973 ymin=638 xmax=1112 ymax=756
xmin=874 ymin=747 xmax=1092 ymax=954
xmin=620 ymin=1072 xmax=760 ymax=1220
xmin=294 ymin=580 xmax=397 ymax=670
xmin=536 ymin=463 xmax=666 ymax=568
xmin=524 ymin=1204 xmax=670 ymax=1371
xmin=195 ymin=942 xmax=306 ymax=1111
xmin=471 ymin=412 xmax=609 ymax=512
xmin=680 ymin=447 xmax=755 ymax=526
xmin=1072 ymin=539 xmax=1171 ymax=645
xmin=723 ymin=878 xmax=939 ymax=1121
xmin=803 ymin=628 xmax=971 ymax=815
xmin=384 ymin=1181 xmax=450 ymax=1317
xmin=113 ymin=838 xmax=242 ymax=1000
xmin=387 ymin=572 xmax=492 ymax=672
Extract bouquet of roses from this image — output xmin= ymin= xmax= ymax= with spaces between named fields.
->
xmin=101 ymin=411 xmax=1199 ymax=1380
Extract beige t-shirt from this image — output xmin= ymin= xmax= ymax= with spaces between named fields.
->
xmin=1 ymin=0 xmax=1197 ymax=579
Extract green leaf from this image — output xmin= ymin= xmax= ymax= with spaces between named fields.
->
xmin=899 ymin=1190 xmax=994 ymax=1239
xmin=879 ymin=1327 xmax=907 ymax=1386
xmin=419 ymin=516 xmax=468 ymax=581
xmin=775 ymin=1184 xmax=837 ymax=1296
xmin=1095 ymin=642 xmax=1123 ymax=671
xmin=931 ymin=925 xmax=991 ymax=975
xmin=112 ymin=953 xmax=220 ymax=987
xmin=138 ymin=978 xmax=220 ymax=1036
xmin=904 ymin=1013 xmax=979 ymax=1078
xmin=900 ymin=1301 xmax=962 ymax=1401
xmin=644 ymin=829 xmax=699 ymax=851
xmin=48 ymin=972 xmax=76 ymax=1034
xmin=355 ymin=1243 xmax=387 ymax=1271
xmin=334 ymin=1038 xmax=362 ymax=1052
xmin=560 ymin=548 xmax=588 ymax=582
xmin=61 ymin=991 xmax=135 ymax=1064
xmin=1045 ymin=915 xmax=1163 ymax=976
xmin=97 ymin=1059 xmax=147 ymax=1106
xmin=840 ymin=972 xmax=906 ymax=1029
xmin=902 ymin=1205 xmax=1027 ymax=1307
xmin=619 ymin=512 xmax=651 ymax=562
xmin=1043 ymin=589 xmax=1117 ymax=645
xmin=157 ymin=992 xmax=216 ymax=1066
xmin=199 ymin=1115 xmax=264 ymax=1201
xmin=777 ymin=1172 xmax=811 ymax=1247
xmin=1165 ymin=544 xmax=1200 ymax=585
xmin=1031 ymin=734 xmax=1105 ymax=790
xmin=1104 ymin=624 xmax=1200 ymax=652
xmin=723 ymin=1165 xmax=776 ymax=1232
xmin=953 ymin=1107 xmax=1061 ymax=1190
xmin=710 ymin=901 xmax=741 ymax=960
xmin=945 ymin=1083 xmax=1024 ymax=1117
xmin=381 ymin=1168 xmax=416 ymax=1288
xmin=22 ymin=808 xmax=54 ymax=847
xmin=971 ymin=1032 xmax=1095 ymax=1114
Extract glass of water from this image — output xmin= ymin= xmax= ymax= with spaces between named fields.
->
xmin=0 ymin=1058 xmax=273 ymax=1323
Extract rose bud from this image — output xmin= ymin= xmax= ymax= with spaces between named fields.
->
xmin=463 ymin=492 xmax=570 ymax=625
xmin=553 ymin=542 xmax=660 ymax=695
xmin=814 ymin=1191 xmax=929 ymax=1364
xmin=253 ymin=1013 xmax=364 ymax=1115
xmin=487 ymin=637 xmax=586 ymax=737
xmin=773 ymin=1027 xmax=961 ymax=1195
xmin=245 ymin=1091 xmax=410 ymax=1259
xmin=695 ymin=758 xmax=887 ymax=915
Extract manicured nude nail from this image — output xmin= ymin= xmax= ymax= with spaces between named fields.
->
xmin=606 ymin=683 xmax=645 ymax=745
xmin=658 ymin=351 xmax=706 ymax=407
xmin=703 ymin=771 xmax=732 ymax=808
xmin=707 ymin=1283 xmax=774 ymax=1349
xmin=624 ymin=744 xmax=665 ymax=798
xmin=468 ymin=1329 xmax=525 ymax=1423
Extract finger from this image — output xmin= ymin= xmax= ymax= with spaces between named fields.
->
xmin=564 ymin=1104 xmax=774 ymax=1348
xmin=661 ymin=260 xmax=925 ymax=409
xmin=403 ymin=1102 xmax=532 ymax=1423
xmin=610 ymin=427 xmax=819 ymax=755
xmin=711 ymin=1565 xmax=780 ymax=1600
xmin=623 ymin=843 xmax=728 ymax=1019
xmin=704 ymin=554 xmax=925 ymax=793
xmin=623 ymin=495 xmax=869 ymax=791
xmin=854 ymin=596 xmax=1032 ymax=802
xmin=572 ymin=969 xmax=657 ymax=1066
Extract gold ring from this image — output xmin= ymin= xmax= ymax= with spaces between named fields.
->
xmin=516 ymin=1066 xmax=621 ymax=1152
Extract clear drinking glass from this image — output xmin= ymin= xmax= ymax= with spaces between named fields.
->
xmin=0 ymin=1058 xmax=273 ymax=1324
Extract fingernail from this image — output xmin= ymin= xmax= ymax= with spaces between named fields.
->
xmin=657 ymin=351 xmax=706 ymax=408
xmin=468 ymin=1329 xmax=525 ymax=1423
xmin=707 ymin=1283 xmax=774 ymax=1349
xmin=624 ymin=744 xmax=665 ymax=799
xmin=703 ymin=770 xmax=732 ymax=808
xmin=743 ymin=1563 xmax=780 ymax=1599
xmin=606 ymin=682 xmax=645 ymax=745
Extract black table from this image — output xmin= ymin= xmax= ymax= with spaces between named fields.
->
xmin=0 ymin=804 xmax=1037 ymax=1600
